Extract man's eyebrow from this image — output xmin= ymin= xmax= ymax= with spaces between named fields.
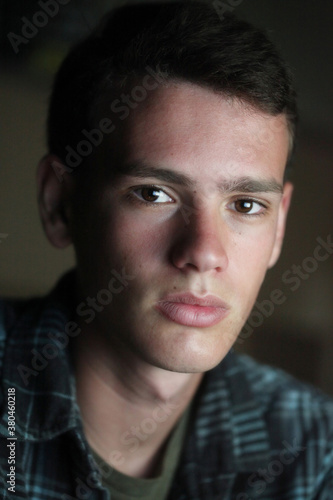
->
xmin=115 ymin=161 xmax=283 ymax=194
xmin=115 ymin=161 xmax=194 ymax=188
xmin=218 ymin=177 xmax=283 ymax=194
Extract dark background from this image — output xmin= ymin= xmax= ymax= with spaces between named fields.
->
xmin=1 ymin=0 xmax=332 ymax=392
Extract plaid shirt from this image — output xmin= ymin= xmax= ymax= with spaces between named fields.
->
xmin=0 ymin=271 xmax=333 ymax=499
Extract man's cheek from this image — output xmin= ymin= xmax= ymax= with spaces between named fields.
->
xmin=234 ymin=275 xmax=265 ymax=316
xmin=120 ymin=238 xmax=168 ymax=270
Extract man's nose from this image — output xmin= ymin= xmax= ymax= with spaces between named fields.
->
xmin=170 ymin=206 xmax=229 ymax=274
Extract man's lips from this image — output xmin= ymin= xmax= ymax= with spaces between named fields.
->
xmin=155 ymin=293 xmax=230 ymax=328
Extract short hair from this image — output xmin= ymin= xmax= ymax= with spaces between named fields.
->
xmin=47 ymin=1 xmax=298 ymax=177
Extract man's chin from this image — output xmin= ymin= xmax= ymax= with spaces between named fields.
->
xmin=119 ymin=314 xmax=240 ymax=373
xmin=141 ymin=345 xmax=231 ymax=375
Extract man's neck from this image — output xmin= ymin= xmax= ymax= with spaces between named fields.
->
xmin=73 ymin=326 xmax=203 ymax=478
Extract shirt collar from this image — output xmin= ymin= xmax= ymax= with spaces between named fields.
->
xmin=184 ymin=349 xmax=272 ymax=475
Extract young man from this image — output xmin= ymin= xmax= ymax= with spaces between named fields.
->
xmin=1 ymin=2 xmax=332 ymax=499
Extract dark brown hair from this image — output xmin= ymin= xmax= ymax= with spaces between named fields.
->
xmin=47 ymin=1 xmax=297 ymax=174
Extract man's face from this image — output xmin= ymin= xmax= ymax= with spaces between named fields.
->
xmin=71 ymin=82 xmax=292 ymax=373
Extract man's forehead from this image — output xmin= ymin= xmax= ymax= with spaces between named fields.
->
xmin=126 ymin=84 xmax=286 ymax=144
xmin=97 ymin=81 xmax=290 ymax=185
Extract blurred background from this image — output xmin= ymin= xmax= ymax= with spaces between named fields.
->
xmin=1 ymin=0 xmax=332 ymax=392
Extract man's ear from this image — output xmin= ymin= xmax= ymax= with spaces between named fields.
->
xmin=37 ymin=154 xmax=74 ymax=248
xmin=268 ymin=181 xmax=294 ymax=269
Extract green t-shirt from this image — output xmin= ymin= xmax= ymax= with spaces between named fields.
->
xmin=90 ymin=403 xmax=192 ymax=500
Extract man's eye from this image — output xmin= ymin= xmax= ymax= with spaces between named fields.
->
xmin=231 ymin=199 xmax=266 ymax=215
xmin=132 ymin=186 xmax=174 ymax=204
